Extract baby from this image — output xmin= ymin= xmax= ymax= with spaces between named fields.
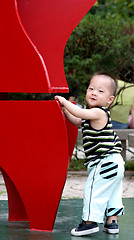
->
xmin=55 ymin=72 xmax=124 ymax=236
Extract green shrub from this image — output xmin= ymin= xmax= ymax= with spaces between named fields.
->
xmin=68 ymin=158 xmax=134 ymax=172
xmin=125 ymin=160 xmax=134 ymax=171
xmin=68 ymin=158 xmax=86 ymax=171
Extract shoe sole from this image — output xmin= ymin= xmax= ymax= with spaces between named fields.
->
xmin=71 ymin=227 xmax=99 ymax=236
xmin=103 ymin=227 xmax=119 ymax=234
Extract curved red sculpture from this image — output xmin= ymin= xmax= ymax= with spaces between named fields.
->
xmin=0 ymin=0 xmax=96 ymax=231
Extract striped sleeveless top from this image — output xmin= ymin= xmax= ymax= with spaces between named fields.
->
xmin=81 ymin=107 xmax=122 ymax=166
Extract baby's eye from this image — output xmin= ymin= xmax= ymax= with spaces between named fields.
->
xmin=99 ymin=89 xmax=104 ymax=93
xmin=89 ymin=87 xmax=93 ymax=90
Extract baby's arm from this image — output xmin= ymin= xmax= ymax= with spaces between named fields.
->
xmin=62 ymin=107 xmax=81 ymax=127
xmin=54 ymin=96 xmax=105 ymax=121
xmin=55 ymin=96 xmax=81 ymax=126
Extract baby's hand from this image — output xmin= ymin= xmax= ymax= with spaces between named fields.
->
xmin=54 ymin=96 xmax=65 ymax=107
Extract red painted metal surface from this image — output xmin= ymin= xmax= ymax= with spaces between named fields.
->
xmin=0 ymin=0 xmax=50 ymax=93
xmin=0 ymin=0 xmax=96 ymax=231
xmin=0 ymin=100 xmax=78 ymax=230
xmin=0 ymin=0 xmax=96 ymax=93
xmin=0 ymin=101 xmax=70 ymax=230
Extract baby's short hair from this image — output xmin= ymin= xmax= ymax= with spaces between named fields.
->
xmin=92 ymin=71 xmax=117 ymax=96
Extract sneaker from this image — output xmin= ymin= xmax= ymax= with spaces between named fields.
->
xmin=103 ymin=220 xmax=119 ymax=234
xmin=71 ymin=220 xmax=99 ymax=236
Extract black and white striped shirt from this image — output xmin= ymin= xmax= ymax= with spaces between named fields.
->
xmin=82 ymin=107 xmax=122 ymax=166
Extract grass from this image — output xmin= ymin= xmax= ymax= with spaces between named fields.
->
xmin=68 ymin=158 xmax=86 ymax=171
xmin=0 ymin=191 xmax=6 ymax=195
xmin=125 ymin=160 xmax=134 ymax=171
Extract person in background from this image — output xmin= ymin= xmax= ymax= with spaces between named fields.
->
xmin=128 ymin=104 xmax=134 ymax=129
xmin=111 ymin=79 xmax=134 ymax=129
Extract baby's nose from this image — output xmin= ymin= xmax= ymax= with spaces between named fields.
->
xmin=92 ymin=90 xmax=97 ymax=95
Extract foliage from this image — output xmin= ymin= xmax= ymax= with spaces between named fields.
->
xmin=68 ymin=158 xmax=86 ymax=171
xmin=69 ymin=158 xmax=134 ymax=171
xmin=7 ymin=0 xmax=134 ymax=101
xmin=94 ymin=0 xmax=134 ymax=23
xmin=125 ymin=160 xmax=134 ymax=171
xmin=64 ymin=13 xmax=134 ymax=104
xmin=8 ymin=93 xmax=43 ymax=100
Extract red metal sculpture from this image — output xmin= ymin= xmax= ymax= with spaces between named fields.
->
xmin=0 ymin=0 xmax=96 ymax=231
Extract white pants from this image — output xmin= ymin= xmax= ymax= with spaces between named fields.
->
xmin=82 ymin=153 xmax=125 ymax=223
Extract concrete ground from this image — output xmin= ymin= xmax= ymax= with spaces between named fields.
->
xmin=0 ymin=170 xmax=134 ymax=240
xmin=62 ymin=171 xmax=134 ymax=199
xmin=0 ymin=171 xmax=134 ymax=200
xmin=0 ymin=146 xmax=133 ymax=240
xmin=0 ymin=141 xmax=133 ymax=200
xmin=0 ymin=199 xmax=134 ymax=240
xmin=62 ymin=144 xmax=134 ymax=199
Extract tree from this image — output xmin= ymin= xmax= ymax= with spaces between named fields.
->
xmin=64 ymin=6 xmax=134 ymax=104
xmin=93 ymin=0 xmax=134 ymax=22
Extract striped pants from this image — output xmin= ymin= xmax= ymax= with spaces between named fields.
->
xmin=82 ymin=153 xmax=125 ymax=223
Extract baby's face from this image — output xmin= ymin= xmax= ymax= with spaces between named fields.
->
xmin=86 ymin=75 xmax=114 ymax=108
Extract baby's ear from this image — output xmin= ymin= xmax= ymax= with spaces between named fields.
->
xmin=108 ymin=95 xmax=115 ymax=105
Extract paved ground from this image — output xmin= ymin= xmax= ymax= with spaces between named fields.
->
xmin=62 ymin=171 xmax=134 ymax=199
xmin=62 ymin=144 xmax=134 ymax=199
xmin=0 ymin=140 xmax=133 ymax=200
xmin=0 ymin=171 xmax=134 ymax=200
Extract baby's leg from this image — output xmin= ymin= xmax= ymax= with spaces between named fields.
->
xmin=82 ymin=154 xmax=124 ymax=223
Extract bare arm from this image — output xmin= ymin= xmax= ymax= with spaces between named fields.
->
xmin=62 ymin=107 xmax=81 ymax=127
xmin=131 ymin=104 xmax=134 ymax=126
xmin=55 ymin=96 xmax=105 ymax=121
